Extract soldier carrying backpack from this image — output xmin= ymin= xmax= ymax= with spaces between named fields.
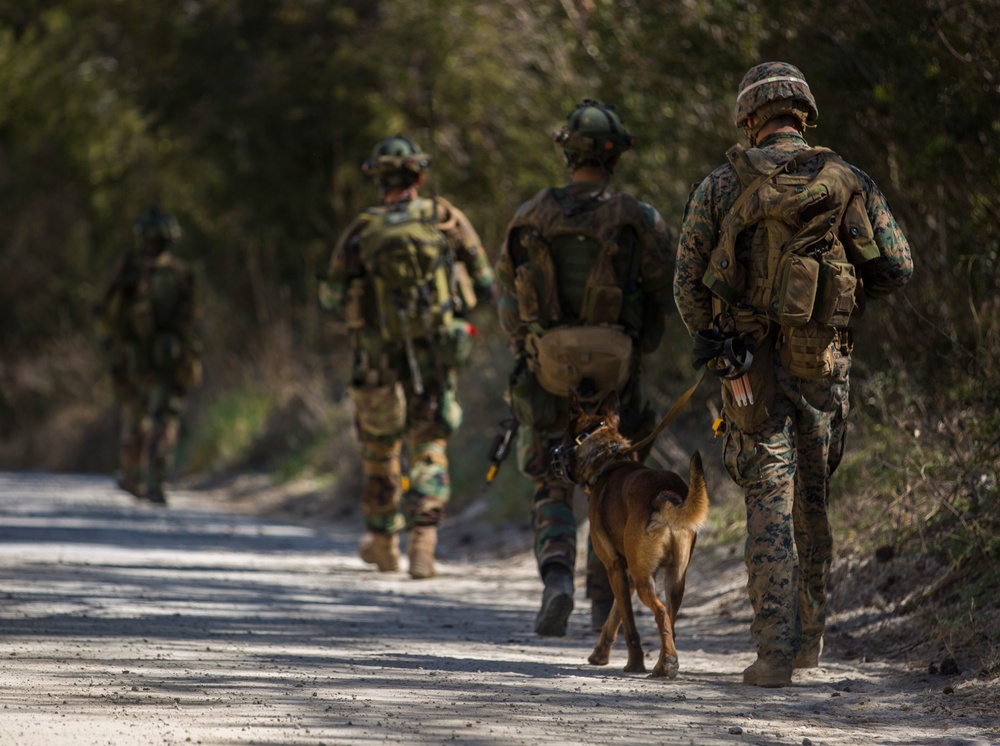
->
xmin=495 ymin=99 xmax=675 ymax=637
xmin=319 ymin=135 xmax=495 ymax=579
xmin=94 ymin=206 xmax=202 ymax=506
xmin=674 ymin=62 xmax=914 ymax=688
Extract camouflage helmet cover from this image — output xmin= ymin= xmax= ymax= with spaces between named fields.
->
xmin=554 ymin=99 xmax=636 ymax=163
xmin=361 ymin=135 xmax=432 ymax=178
xmin=133 ymin=205 xmax=181 ymax=244
xmin=734 ymin=61 xmax=818 ymax=130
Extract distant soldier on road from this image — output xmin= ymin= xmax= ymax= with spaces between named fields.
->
xmin=319 ymin=136 xmax=494 ymax=579
xmin=95 ymin=206 xmax=202 ymax=505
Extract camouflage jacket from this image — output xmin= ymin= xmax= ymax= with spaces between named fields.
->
xmin=496 ymin=181 xmax=674 ymax=358
xmin=95 ymin=251 xmax=199 ymax=354
xmin=319 ymin=195 xmax=494 ymax=329
xmin=674 ymin=131 xmax=913 ymax=337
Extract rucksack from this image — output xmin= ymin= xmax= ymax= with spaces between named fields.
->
xmin=358 ymin=197 xmax=454 ymax=343
xmin=703 ymin=145 xmax=880 ymax=378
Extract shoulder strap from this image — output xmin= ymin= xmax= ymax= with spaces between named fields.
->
xmin=719 ymin=147 xmax=832 ymax=236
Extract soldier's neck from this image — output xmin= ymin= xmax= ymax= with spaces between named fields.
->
xmin=383 ymin=186 xmax=419 ymax=204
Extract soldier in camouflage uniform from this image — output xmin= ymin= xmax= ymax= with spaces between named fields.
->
xmin=674 ymin=62 xmax=913 ymax=686
xmin=319 ymin=136 xmax=494 ymax=580
xmin=496 ymin=100 xmax=674 ymax=636
xmin=95 ymin=206 xmax=202 ymax=506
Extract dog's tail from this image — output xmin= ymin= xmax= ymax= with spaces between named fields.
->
xmin=651 ymin=451 xmax=709 ymax=532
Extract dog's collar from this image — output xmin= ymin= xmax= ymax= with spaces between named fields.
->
xmin=574 ymin=421 xmax=606 ymax=446
xmin=581 ymin=442 xmax=633 ymax=488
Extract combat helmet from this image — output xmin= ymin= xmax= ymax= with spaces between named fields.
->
xmin=735 ymin=62 xmax=818 ymax=144
xmin=362 ymin=135 xmax=431 ymax=190
xmin=554 ymin=99 xmax=636 ymax=170
xmin=133 ymin=206 xmax=181 ymax=252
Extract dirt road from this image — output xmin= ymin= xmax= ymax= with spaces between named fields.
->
xmin=0 ymin=473 xmax=995 ymax=746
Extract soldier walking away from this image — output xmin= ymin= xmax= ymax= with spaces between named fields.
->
xmin=495 ymin=100 xmax=675 ymax=636
xmin=319 ymin=136 xmax=495 ymax=580
xmin=94 ymin=206 xmax=202 ymax=506
xmin=674 ymin=62 xmax=913 ymax=687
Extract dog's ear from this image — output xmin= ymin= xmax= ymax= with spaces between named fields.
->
xmin=600 ymin=390 xmax=621 ymax=421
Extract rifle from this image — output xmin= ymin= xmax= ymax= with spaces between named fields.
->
xmin=486 ymin=416 xmax=519 ymax=484
xmin=394 ymin=290 xmax=424 ymax=396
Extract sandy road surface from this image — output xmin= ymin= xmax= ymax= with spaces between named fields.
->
xmin=0 ymin=472 xmax=995 ymax=746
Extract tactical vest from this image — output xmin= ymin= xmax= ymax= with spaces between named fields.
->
xmin=507 ymin=187 xmax=654 ymax=399
xmin=358 ymin=197 xmax=454 ymax=343
xmin=703 ymin=145 xmax=880 ymax=378
xmin=508 ymin=187 xmax=653 ymax=332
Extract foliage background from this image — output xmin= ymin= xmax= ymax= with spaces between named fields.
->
xmin=0 ymin=0 xmax=998 ymax=666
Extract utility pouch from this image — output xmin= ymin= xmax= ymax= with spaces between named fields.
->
xmin=814 ymin=260 xmax=857 ymax=328
xmin=776 ymin=254 xmax=820 ymax=327
xmin=509 ymin=365 xmax=558 ymax=428
xmin=514 ymin=264 xmax=542 ymax=324
xmin=526 ymin=325 xmax=632 ymax=400
xmin=779 ymin=323 xmax=835 ymax=379
xmin=580 ymin=282 xmax=623 ymax=326
xmin=437 ymin=319 xmax=474 ymax=370
xmin=348 ymin=382 xmax=407 ymax=437
xmin=720 ymin=325 xmax=779 ymax=433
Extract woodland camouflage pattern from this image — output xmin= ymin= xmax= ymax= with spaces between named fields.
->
xmin=674 ymin=129 xmax=913 ymax=664
xmin=496 ymin=181 xmax=674 ymax=601
xmin=320 ymin=196 xmax=494 ymax=535
xmin=96 ymin=248 xmax=200 ymax=503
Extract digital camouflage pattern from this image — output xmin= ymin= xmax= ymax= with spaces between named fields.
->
xmin=674 ymin=129 xmax=913 ymax=664
xmin=96 ymin=245 xmax=200 ymax=503
xmin=496 ymin=181 xmax=673 ymax=600
xmin=734 ymin=61 xmax=818 ymax=132
xmin=321 ymin=196 xmax=494 ymax=535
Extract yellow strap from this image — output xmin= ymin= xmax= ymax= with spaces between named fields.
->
xmin=623 ymin=369 xmax=709 ymax=456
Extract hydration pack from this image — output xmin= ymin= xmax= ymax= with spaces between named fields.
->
xmin=358 ymin=197 xmax=454 ymax=343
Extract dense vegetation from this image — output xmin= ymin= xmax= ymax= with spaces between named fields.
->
xmin=1 ymin=0 xmax=997 ymax=664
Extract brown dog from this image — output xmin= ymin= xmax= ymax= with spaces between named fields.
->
xmin=563 ymin=391 xmax=709 ymax=678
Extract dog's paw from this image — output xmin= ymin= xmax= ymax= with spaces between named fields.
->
xmin=588 ymin=651 xmax=610 ymax=666
xmin=651 ymin=657 xmax=679 ymax=678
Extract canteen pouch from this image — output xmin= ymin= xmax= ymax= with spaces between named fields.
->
xmin=776 ymin=254 xmax=820 ymax=327
xmin=813 ymin=260 xmax=857 ymax=328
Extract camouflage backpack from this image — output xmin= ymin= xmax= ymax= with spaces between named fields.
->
xmin=703 ymin=145 xmax=881 ymax=379
xmin=357 ymin=197 xmax=454 ymax=343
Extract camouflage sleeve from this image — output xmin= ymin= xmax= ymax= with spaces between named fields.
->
xmin=673 ymin=169 xmax=733 ymax=336
xmin=638 ymin=202 xmax=676 ymax=312
xmin=852 ymin=167 xmax=914 ymax=299
xmin=437 ymin=197 xmax=495 ymax=293
xmin=318 ymin=215 xmax=368 ymax=318
xmin=495 ymin=223 xmax=526 ymax=357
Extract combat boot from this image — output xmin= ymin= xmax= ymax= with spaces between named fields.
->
xmin=793 ymin=636 xmax=824 ymax=669
xmin=358 ymin=532 xmax=400 ymax=572
xmin=591 ymin=598 xmax=614 ymax=632
xmin=742 ymin=657 xmax=793 ymax=688
xmin=534 ymin=565 xmax=574 ymax=636
xmin=407 ymin=525 xmax=437 ymax=579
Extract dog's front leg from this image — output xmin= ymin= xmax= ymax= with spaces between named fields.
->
xmin=588 ymin=599 xmax=621 ymax=666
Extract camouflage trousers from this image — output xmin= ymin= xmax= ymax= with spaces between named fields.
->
xmin=117 ymin=378 xmax=186 ymax=495
xmin=351 ymin=372 xmax=462 ymax=535
xmin=722 ymin=348 xmax=850 ymax=661
xmin=519 ymin=427 xmax=612 ymax=603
